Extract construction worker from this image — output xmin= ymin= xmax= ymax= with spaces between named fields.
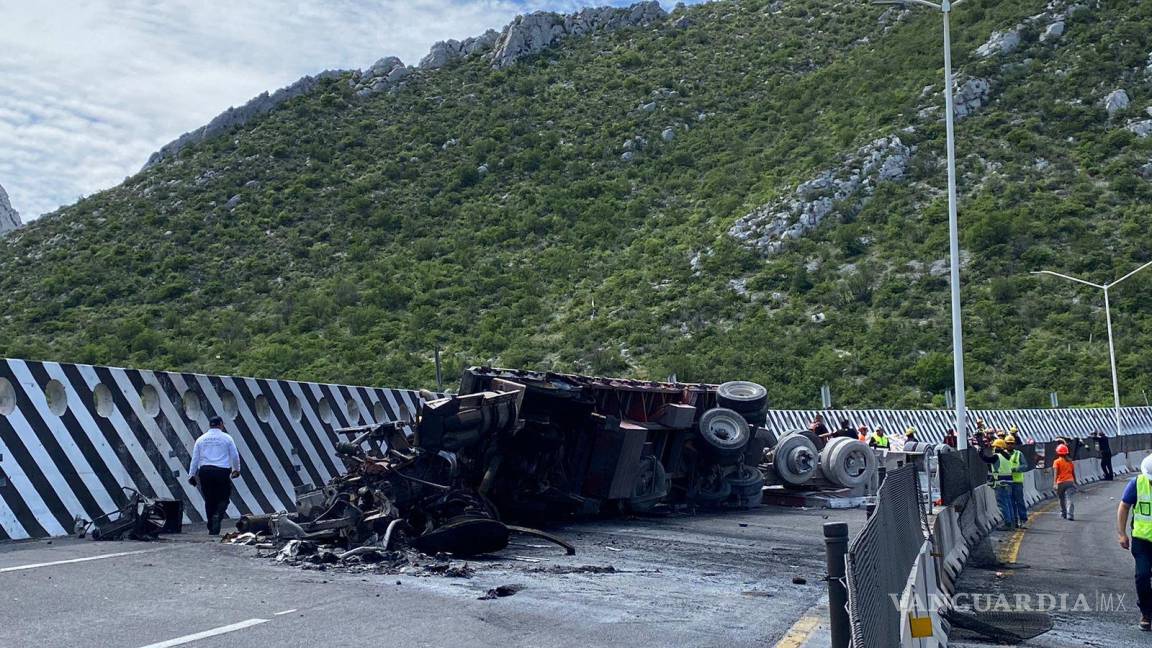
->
xmin=188 ymin=416 xmax=241 ymax=536
xmin=982 ymin=439 xmax=1017 ymax=529
xmin=904 ymin=426 xmax=917 ymax=441
xmin=869 ymin=426 xmax=890 ymax=450
xmin=1006 ymin=435 xmax=1029 ymax=527
xmin=1116 ymin=454 xmax=1152 ymax=632
xmin=857 ymin=425 xmax=869 ymax=442
xmin=1053 ymin=444 xmax=1076 ymax=521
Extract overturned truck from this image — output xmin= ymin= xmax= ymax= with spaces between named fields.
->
xmin=237 ymin=367 xmax=857 ymax=557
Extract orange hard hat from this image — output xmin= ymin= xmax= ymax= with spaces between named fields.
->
xmin=1056 ymin=444 xmax=1070 ymax=456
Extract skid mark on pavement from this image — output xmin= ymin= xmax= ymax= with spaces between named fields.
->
xmin=0 ymin=548 xmax=165 ymax=574
xmin=136 ymin=618 xmax=269 ymax=648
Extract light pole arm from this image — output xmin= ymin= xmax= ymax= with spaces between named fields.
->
xmin=1108 ymin=258 xmax=1152 ymax=289
xmin=1031 ymin=270 xmax=1106 ymax=290
xmin=870 ymin=0 xmax=943 ymax=9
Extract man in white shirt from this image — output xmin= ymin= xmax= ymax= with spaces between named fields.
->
xmin=188 ymin=416 xmax=241 ymax=535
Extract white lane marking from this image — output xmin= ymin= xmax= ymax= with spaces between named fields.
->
xmin=273 ymin=609 xmax=297 ymax=616
xmin=0 ymin=548 xmax=162 ymax=573
xmin=136 ymin=618 xmax=268 ymax=648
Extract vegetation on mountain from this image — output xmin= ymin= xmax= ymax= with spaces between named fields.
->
xmin=2 ymin=0 xmax=1152 ymax=410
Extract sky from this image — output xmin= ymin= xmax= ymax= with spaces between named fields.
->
xmin=0 ymin=0 xmax=681 ymax=221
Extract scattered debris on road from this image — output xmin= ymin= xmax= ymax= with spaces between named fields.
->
xmin=75 ymin=487 xmax=183 ymax=541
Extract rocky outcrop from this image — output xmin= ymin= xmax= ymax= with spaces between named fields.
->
xmin=489 ymin=1 xmax=667 ymax=69
xmin=143 ymin=70 xmax=346 ymax=169
xmin=729 ymin=136 xmax=914 ymax=256
xmin=350 ymin=57 xmax=411 ymax=97
xmin=975 ymin=29 xmax=1021 ymax=58
xmin=419 ymin=30 xmax=500 ymax=69
xmin=953 ymin=78 xmax=991 ymax=120
xmin=1040 ymin=21 xmax=1065 ymax=42
xmin=143 ymin=3 xmax=668 ymax=170
xmin=0 ymin=183 xmax=21 ymax=235
xmin=1104 ymin=89 xmax=1130 ymax=116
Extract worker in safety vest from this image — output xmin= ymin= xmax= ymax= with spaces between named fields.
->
xmin=1117 ymin=454 xmax=1152 ymax=632
xmin=1005 ymin=435 xmax=1029 ymax=527
xmin=981 ymin=439 xmax=1017 ymax=530
xmin=868 ymin=427 xmax=889 ymax=449
xmin=856 ymin=425 xmax=868 ymax=442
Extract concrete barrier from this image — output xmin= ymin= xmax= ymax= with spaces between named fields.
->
xmin=1113 ymin=453 xmax=1129 ymax=476
xmin=1023 ymin=471 xmax=1041 ymax=507
xmin=0 ymin=357 xmax=423 ymax=540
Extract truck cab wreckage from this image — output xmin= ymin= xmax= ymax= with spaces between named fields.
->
xmin=235 ymin=367 xmax=876 ymax=559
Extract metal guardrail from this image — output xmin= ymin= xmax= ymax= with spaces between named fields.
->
xmin=845 ymin=464 xmax=927 ymax=648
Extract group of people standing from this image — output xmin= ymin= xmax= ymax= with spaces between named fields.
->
xmin=806 ymin=413 xmax=919 ymax=450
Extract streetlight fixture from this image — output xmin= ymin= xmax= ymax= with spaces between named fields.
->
xmin=1032 ymin=260 xmax=1152 ymax=437
xmin=871 ymin=0 xmax=970 ymax=448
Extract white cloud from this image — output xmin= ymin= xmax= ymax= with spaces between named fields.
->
xmin=0 ymin=0 xmax=669 ymax=220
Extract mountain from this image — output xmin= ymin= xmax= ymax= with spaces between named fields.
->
xmin=0 ymin=183 xmax=20 ymax=235
xmin=2 ymin=0 xmax=1152 ymax=410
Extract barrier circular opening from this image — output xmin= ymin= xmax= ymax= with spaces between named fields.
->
xmin=141 ymin=385 xmax=161 ymax=417
xmin=221 ymin=390 xmax=239 ymax=420
xmin=255 ymin=395 xmax=271 ymax=422
xmin=0 ymin=378 xmax=15 ymax=416
xmin=45 ymin=380 xmax=69 ymax=416
xmin=183 ymin=391 xmax=203 ymax=420
xmin=93 ymin=384 xmax=115 ymax=418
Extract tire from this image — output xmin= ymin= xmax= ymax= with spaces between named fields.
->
xmin=726 ymin=466 xmax=765 ymax=507
xmin=626 ymin=456 xmax=669 ymax=513
xmin=717 ymin=381 xmax=768 ymax=413
xmin=740 ymin=408 xmax=768 ymax=427
xmin=698 ymin=408 xmax=752 ymax=464
xmin=691 ymin=477 xmax=732 ymax=506
xmin=821 ymin=438 xmax=877 ymax=488
xmin=771 ymin=433 xmax=819 ymax=487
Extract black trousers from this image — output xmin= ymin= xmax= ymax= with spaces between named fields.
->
xmin=1101 ymin=453 xmax=1114 ymax=481
xmin=198 ymin=465 xmax=232 ymax=534
xmin=1135 ymin=537 xmax=1152 ymax=618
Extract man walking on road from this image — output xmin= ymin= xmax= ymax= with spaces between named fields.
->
xmin=1117 ymin=454 xmax=1152 ymax=631
xmin=1095 ymin=431 xmax=1115 ymax=481
xmin=188 ymin=416 xmax=241 ymax=536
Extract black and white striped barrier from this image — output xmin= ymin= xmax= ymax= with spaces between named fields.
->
xmin=0 ymin=358 xmax=422 ymax=541
xmin=763 ymin=407 xmax=1152 ymax=443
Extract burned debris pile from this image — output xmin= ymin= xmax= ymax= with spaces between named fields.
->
xmin=232 ymin=367 xmax=870 ymax=565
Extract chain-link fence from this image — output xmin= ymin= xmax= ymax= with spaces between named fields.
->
xmin=845 ymin=464 xmax=926 ymax=648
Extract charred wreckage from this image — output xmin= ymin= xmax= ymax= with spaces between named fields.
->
xmin=232 ymin=367 xmax=875 ymax=561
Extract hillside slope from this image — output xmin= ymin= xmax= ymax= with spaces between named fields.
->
xmin=3 ymin=0 xmax=1152 ymax=409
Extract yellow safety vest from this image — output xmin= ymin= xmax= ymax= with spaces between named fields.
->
xmin=1136 ymin=475 xmax=1152 ymax=542
xmin=871 ymin=433 xmax=889 ymax=448
xmin=1010 ymin=450 xmax=1025 ymax=484
xmin=990 ymin=453 xmax=1014 ymax=486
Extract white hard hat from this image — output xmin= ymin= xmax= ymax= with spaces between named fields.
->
xmin=1143 ymin=454 xmax=1152 ymax=478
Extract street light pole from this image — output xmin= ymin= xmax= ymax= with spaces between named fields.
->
xmin=1034 ymin=259 xmax=1152 ymax=437
xmin=873 ymin=0 xmax=969 ymax=449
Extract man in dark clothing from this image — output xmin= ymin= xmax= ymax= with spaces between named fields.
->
xmin=834 ymin=419 xmax=856 ymax=440
xmin=188 ymin=416 xmax=241 ymax=535
xmin=1096 ymin=431 xmax=1114 ymax=481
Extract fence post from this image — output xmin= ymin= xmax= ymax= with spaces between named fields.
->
xmin=824 ymin=521 xmax=851 ymax=648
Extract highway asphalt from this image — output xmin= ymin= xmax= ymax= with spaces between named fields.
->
xmin=952 ymin=478 xmax=1147 ymax=647
xmin=0 ymin=505 xmax=859 ymax=648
